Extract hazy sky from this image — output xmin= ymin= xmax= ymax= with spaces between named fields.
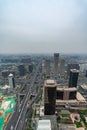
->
xmin=0 ymin=0 xmax=87 ymax=54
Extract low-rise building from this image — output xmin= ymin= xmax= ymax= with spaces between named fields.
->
xmin=37 ymin=120 xmax=51 ymax=130
xmin=78 ymin=85 xmax=87 ymax=99
xmin=59 ymin=124 xmax=76 ymax=130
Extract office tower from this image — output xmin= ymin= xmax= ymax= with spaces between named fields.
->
xmin=8 ymin=73 xmax=15 ymax=89
xmin=69 ymin=69 xmax=79 ymax=88
xmin=60 ymin=59 xmax=65 ymax=74
xmin=2 ymin=70 xmax=9 ymax=78
xmin=54 ymin=53 xmax=59 ymax=75
xmin=44 ymin=80 xmax=57 ymax=115
xmin=42 ymin=62 xmax=45 ymax=74
xmin=45 ymin=59 xmax=50 ymax=76
xmin=85 ymin=70 xmax=87 ymax=78
xmin=67 ymin=63 xmax=80 ymax=76
xmin=18 ymin=65 xmax=25 ymax=76
xmin=29 ymin=64 xmax=33 ymax=73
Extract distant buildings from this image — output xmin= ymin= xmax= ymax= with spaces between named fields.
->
xmin=45 ymin=59 xmax=50 ymax=76
xmin=2 ymin=70 xmax=9 ymax=78
xmin=60 ymin=59 xmax=65 ymax=74
xmin=29 ymin=64 xmax=33 ymax=73
xmin=18 ymin=65 xmax=25 ymax=76
xmin=85 ymin=70 xmax=87 ymax=78
xmin=69 ymin=69 xmax=79 ymax=88
xmin=54 ymin=53 xmax=59 ymax=75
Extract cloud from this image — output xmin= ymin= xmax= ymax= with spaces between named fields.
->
xmin=0 ymin=0 xmax=87 ymax=54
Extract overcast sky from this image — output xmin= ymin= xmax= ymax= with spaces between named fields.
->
xmin=0 ymin=0 xmax=87 ymax=54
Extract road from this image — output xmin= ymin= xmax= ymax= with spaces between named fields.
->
xmin=16 ymin=68 xmax=43 ymax=130
xmin=4 ymin=63 xmax=42 ymax=130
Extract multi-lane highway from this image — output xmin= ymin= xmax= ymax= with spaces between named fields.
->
xmin=4 ymin=63 xmax=42 ymax=130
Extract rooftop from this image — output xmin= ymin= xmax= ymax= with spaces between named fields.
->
xmin=37 ymin=120 xmax=51 ymax=130
xmin=76 ymin=128 xmax=85 ymax=130
xmin=2 ymin=85 xmax=10 ymax=89
xmin=59 ymin=124 xmax=76 ymax=130
xmin=46 ymin=80 xmax=55 ymax=85
xmin=44 ymin=79 xmax=57 ymax=87
xmin=70 ymin=69 xmax=79 ymax=73
xmin=8 ymin=73 xmax=13 ymax=77
xmin=76 ymin=92 xmax=86 ymax=102
xmin=80 ymin=85 xmax=87 ymax=90
xmin=57 ymin=87 xmax=77 ymax=91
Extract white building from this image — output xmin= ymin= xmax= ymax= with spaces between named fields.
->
xmin=37 ymin=120 xmax=51 ymax=130
xmin=8 ymin=73 xmax=15 ymax=89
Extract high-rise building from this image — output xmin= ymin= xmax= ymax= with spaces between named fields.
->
xmin=54 ymin=53 xmax=59 ymax=75
xmin=29 ymin=64 xmax=33 ymax=73
xmin=69 ymin=69 xmax=79 ymax=88
xmin=60 ymin=59 xmax=65 ymax=74
xmin=85 ymin=70 xmax=87 ymax=78
xmin=44 ymin=79 xmax=57 ymax=115
xmin=67 ymin=63 xmax=80 ymax=76
xmin=2 ymin=70 xmax=9 ymax=78
xmin=45 ymin=59 xmax=50 ymax=76
xmin=18 ymin=65 xmax=25 ymax=76
xmin=8 ymin=73 xmax=15 ymax=89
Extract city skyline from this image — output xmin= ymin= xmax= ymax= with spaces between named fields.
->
xmin=0 ymin=0 xmax=87 ymax=54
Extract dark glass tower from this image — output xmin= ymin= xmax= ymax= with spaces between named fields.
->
xmin=29 ymin=64 xmax=33 ymax=73
xmin=18 ymin=65 xmax=25 ymax=76
xmin=44 ymin=80 xmax=57 ymax=115
xmin=67 ymin=64 xmax=80 ymax=76
xmin=69 ymin=69 xmax=79 ymax=88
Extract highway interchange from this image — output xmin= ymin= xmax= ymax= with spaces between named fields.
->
xmin=4 ymin=63 xmax=43 ymax=130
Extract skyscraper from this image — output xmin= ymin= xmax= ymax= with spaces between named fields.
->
xmin=60 ymin=59 xmax=65 ymax=74
xmin=29 ymin=64 xmax=33 ymax=73
xmin=67 ymin=63 xmax=80 ymax=76
xmin=85 ymin=70 xmax=87 ymax=78
xmin=45 ymin=59 xmax=50 ymax=76
xmin=69 ymin=69 xmax=79 ymax=88
xmin=44 ymin=79 xmax=57 ymax=115
xmin=8 ymin=73 xmax=15 ymax=89
xmin=54 ymin=53 xmax=59 ymax=75
xmin=18 ymin=65 xmax=25 ymax=76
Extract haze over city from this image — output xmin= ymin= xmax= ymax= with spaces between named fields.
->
xmin=0 ymin=0 xmax=87 ymax=54
xmin=0 ymin=1 xmax=87 ymax=129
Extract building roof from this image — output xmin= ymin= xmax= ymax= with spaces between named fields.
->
xmin=70 ymin=69 xmax=79 ymax=73
xmin=76 ymin=92 xmax=86 ymax=102
xmin=44 ymin=79 xmax=57 ymax=87
xmin=57 ymin=87 xmax=77 ymax=92
xmin=37 ymin=120 xmax=51 ymax=130
xmin=59 ymin=124 xmax=76 ymax=130
xmin=8 ymin=73 xmax=13 ymax=77
xmin=76 ymin=128 xmax=85 ymax=130
xmin=61 ymin=110 xmax=70 ymax=115
xmin=56 ymin=99 xmax=78 ymax=104
xmin=80 ymin=85 xmax=87 ymax=90
xmin=46 ymin=80 xmax=55 ymax=85
xmin=1 ymin=85 xmax=10 ymax=89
